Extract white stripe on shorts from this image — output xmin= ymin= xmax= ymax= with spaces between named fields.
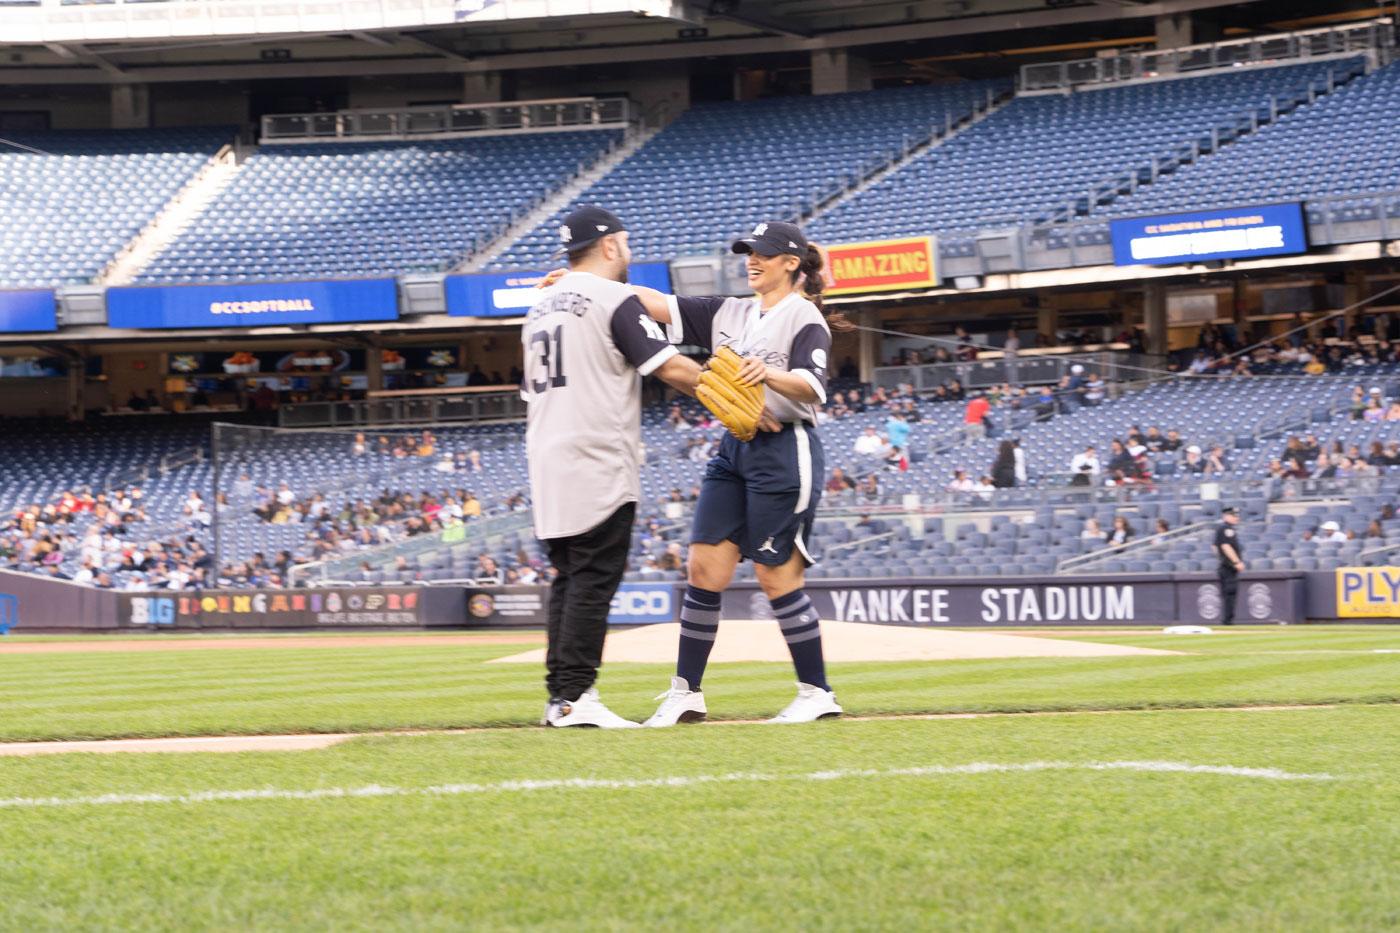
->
xmin=794 ymin=422 xmax=812 ymax=514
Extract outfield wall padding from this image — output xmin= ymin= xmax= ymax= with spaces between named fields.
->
xmin=0 ymin=569 xmax=122 ymax=631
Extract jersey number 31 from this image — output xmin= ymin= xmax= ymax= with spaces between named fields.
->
xmin=529 ymin=325 xmax=567 ymax=393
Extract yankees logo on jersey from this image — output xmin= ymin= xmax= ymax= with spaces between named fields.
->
xmin=522 ymin=270 xmax=677 ymax=540
xmin=662 ymin=291 xmax=831 ymax=425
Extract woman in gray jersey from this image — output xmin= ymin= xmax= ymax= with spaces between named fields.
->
xmin=625 ymin=220 xmax=853 ymax=725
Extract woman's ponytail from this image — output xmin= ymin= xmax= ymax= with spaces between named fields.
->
xmin=796 ymin=243 xmax=854 ymax=332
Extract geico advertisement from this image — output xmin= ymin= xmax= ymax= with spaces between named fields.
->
xmin=1335 ymin=567 xmax=1400 ymax=618
xmin=608 ymin=583 xmax=676 ymax=624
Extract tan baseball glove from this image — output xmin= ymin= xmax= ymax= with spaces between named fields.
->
xmin=697 ymin=346 xmax=765 ymax=442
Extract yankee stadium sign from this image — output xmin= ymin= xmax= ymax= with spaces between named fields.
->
xmin=721 ymin=579 xmax=1185 ymax=626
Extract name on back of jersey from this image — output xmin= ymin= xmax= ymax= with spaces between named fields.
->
xmin=529 ymin=290 xmax=593 ymax=323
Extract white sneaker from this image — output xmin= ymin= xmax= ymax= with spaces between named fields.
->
xmin=545 ymin=688 xmax=641 ymax=729
xmin=766 ymin=682 xmax=842 ymax=724
xmin=642 ymin=677 xmax=708 ymax=727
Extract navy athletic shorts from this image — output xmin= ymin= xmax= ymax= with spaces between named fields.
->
xmin=691 ymin=421 xmax=825 ymax=567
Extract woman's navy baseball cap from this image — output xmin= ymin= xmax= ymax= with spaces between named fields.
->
xmin=732 ymin=221 xmax=808 ymax=258
xmin=555 ymin=205 xmax=626 ymax=257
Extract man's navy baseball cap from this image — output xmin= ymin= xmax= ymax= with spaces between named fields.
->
xmin=556 ymin=205 xmax=625 ymax=257
xmin=732 ymin=221 xmax=808 ymax=258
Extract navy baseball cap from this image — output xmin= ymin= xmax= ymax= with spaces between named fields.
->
xmin=732 ymin=221 xmax=808 ymax=258
xmin=556 ymin=205 xmax=626 ymax=257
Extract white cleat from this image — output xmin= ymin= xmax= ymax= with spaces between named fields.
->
xmin=544 ymin=688 xmax=641 ymax=729
xmin=766 ymin=682 xmax=842 ymax=724
xmin=642 ymin=677 xmax=708 ymax=727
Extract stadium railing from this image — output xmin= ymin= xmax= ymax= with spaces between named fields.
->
xmin=1019 ymin=19 xmax=1393 ymax=92
xmin=289 ymin=508 xmax=534 ymax=586
xmin=870 ymin=350 xmax=1166 ymax=393
xmin=260 ymin=98 xmax=634 ymax=144
xmin=279 ymin=388 xmax=527 ymax=428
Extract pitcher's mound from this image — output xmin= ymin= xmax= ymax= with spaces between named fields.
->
xmin=489 ymin=620 xmax=1176 ymax=664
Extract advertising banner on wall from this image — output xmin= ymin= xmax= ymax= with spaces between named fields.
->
xmin=464 ymin=585 xmax=549 ymax=626
xmin=444 ymin=262 xmax=672 ymax=318
xmin=107 ymin=278 xmax=400 ymax=329
xmin=1109 ymin=203 xmax=1307 ymax=266
xmin=119 ymin=586 xmax=470 ymax=629
xmin=1333 ymin=566 xmax=1400 ymax=618
xmin=824 ymin=236 xmax=938 ymax=295
xmin=0 ymin=289 xmax=58 ymax=333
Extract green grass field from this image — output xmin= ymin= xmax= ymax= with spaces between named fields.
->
xmin=2 ymin=626 xmax=1399 ymax=930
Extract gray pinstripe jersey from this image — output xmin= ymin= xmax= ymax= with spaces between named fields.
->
xmin=522 ymin=270 xmax=677 ymax=539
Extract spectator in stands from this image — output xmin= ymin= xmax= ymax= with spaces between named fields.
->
xmin=1349 ymin=386 xmax=1368 ymax=420
xmin=825 ymin=468 xmax=856 ymax=496
xmin=1204 ymin=444 xmax=1230 ymax=476
xmin=1316 ymin=521 xmax=1349 ymax=544
xmin=1313 ymin=452 xmax=1337 ymax=479
xmin=1154 ymin=519 xmax=1170 ymax=535
xmin=474 ymin=555 xmax=503 ymax=585
xmin=884 ymin=446 xmax=909 ymax=473
xmin=1368 ymin=441 xmax=1389 ymax=467
xmin=885 ymin=411 xmax=911 ymax=451
xmin=1070 ymin=445 xmax=1101 ymax=479
xmin=1107 ymin=516 xmax=1134 ymax=547
xmin=1364 ymin=396 xmax=1386 ymax=423
xmin=945 ymin=470 xmax=973 ymax=496
xmin=1143 ymin=426 xmax=1166 ymax=452
xmin=972 ymin=475 xmax=996 ymax=502
xmin=1080 ymin=518 xmax=1107 ymax=546
xmin=667 ymin=405 xmax=690 ymax=431
xmin=1012 ymin=437 xmax=1027 ymax=485
xmin=954 ymin=326 xmax=977 ymax=361
xmin=1069 ymin=464 xmax=1094 ymax=487
xmin=1182 ymin=445 xmax=1206 ymax=474
xmin=1083 ymin=372 xmax=1105 ymax=406
xmin=945 ymin=379 xmax=966 ymax=401
xmin=1107 ymin=439 xmax=1134 ymax=475
xmin=854 ymin=427 xmax=884 ymax=457
xmin=1365 ymin=520 xmax=1385 ymax=540
xmin=860 ymin=473 xmax=880 ymax=502
xmin=1033 ymin=385 xmax=1057 ymax=420
xmin=964 ymin=393 xmax=991 ymax=439
xmin=991 ymin=440 xmax=1017 ymax=488
xmin=1129 ymin=445 xmax=1154 ymax=483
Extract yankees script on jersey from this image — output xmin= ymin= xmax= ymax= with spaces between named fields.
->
xmin=664 ymin=292 xmax=830 ymax=424
xmin=523 ymin=270 xmax=677 ymax=539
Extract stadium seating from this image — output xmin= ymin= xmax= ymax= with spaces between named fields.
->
xmin=488 ymin=82 xmax=1008 ymax=269
xmin=1090 ymin=60 xmax=1400 ymax=219
xmin=136 ymin=131 xmax=624 ymax=283
xmin=806 ymin=60 xmax=1357 ymax=246
xmin=0 ymin=127 xmax=232 ymax=288
xmin=4 ymin=368 xmax=1400 ymax=587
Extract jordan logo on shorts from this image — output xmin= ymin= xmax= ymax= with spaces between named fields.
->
xmin=758 ymin=537 xmax=777 ymax=554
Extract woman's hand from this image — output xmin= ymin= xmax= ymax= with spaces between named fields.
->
xmin=536 ymin=268 xmax=568 ymax=289
xmin=736 ymin=355 xmax=769 ymax=387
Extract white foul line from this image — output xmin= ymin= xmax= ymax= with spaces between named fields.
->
xmin=0 ymin=760 xmax=1335 ymax=810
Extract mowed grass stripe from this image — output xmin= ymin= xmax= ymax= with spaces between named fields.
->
xmin=2 ymin=632 xmax=1399 ymax=741
xmin=0 ymin=708 xmax=1396 ymax=930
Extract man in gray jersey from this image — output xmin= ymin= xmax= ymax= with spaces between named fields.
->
xmin=524 ymin=205 xmax=702 ymax=728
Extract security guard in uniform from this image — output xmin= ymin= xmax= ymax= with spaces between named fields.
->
xmin=1213 ymin=506 xmax=1246 ymax=625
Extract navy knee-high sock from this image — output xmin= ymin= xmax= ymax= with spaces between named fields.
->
xmin=770 ymin=589 xmax=829 ymax=691
xmin=676 ymin=585 xmax=721 ymax=690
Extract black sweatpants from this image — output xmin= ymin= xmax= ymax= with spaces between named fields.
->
xmin=1219 ymin=564 xmax=1239 ymax=625
xmin=543 ymin=502 xmax=635 ymax=702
